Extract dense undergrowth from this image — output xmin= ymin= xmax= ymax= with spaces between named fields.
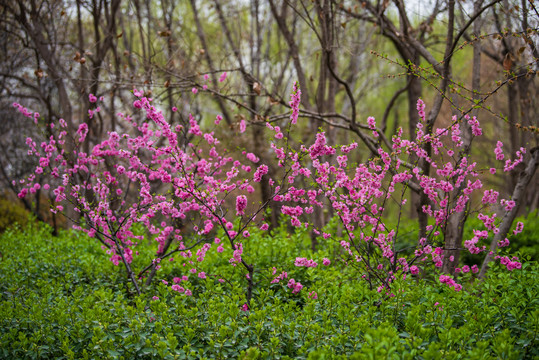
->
xmin=0 ymin=220 xmax=538 ymax=359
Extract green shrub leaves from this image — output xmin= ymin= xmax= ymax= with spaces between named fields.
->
xmin=1 ymin=223 xmax=537 ymax=359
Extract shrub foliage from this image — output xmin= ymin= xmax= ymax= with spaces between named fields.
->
xmin=1 ymin=222 xmax=537 ymax=359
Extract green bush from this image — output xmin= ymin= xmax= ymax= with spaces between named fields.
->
xmin=1 ymin=222 xmax=538 ymax=359
xmin=0 ymin=196 xmax=30 ymax=233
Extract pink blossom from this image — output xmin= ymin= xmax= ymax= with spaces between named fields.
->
xmin=294 ymin=257 xmax=317 ymax=267
xmin=239 ymin=119 xmax=246 ymax=133
xmin=171 ymin=285 xmax=185 ymax=293
xmin=467 ymin=116 xmax=482 ymax=136
xmin=76 ymin=123 xmax=89 ymax=142
xmin=236 ymin=195 xmax=247 ymax=216
xmin=482 ymin=189 xmax=499 ymax=205
xmin=246 ymin=153 xmax=259 ymax=163
xmin=495 ymin=141 xmax=504 ymax=160
xmin=289 ymin=82 xmax=301 ymax=124
xmin=503 ymin=147 xmax=526 ymax=172
xmin=513 ymin=221 xmax=524 ymax=235
xmin=416 ymin=99 xmax=426 ymax=119
xmin=367 ymin=117 xmax=376 ymax=130
xmin=498 ymin=238 xmax=510 ymax=247
xmin=253 ymin=164 xmax=268 ymax=182
xmin=501 ymin=199 xmax=516 ymax=211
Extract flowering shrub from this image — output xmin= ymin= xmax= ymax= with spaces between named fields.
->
xmin=269 ymin=98 xmax=530 ymax=296
xmin=12 ymin=81 xmax=531 ymax=300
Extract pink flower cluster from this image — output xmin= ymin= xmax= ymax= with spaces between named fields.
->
xmin=495 ymin=141 xmax=505 ymax=160
xmin=482 ymin=189 xmax=499 ymax=205
xmin=294 ymin=257 xmax=318 ymax=267
xmin=289 ymin=82 xmax=301 ymax=125
xmin=287 ymin=278 xmax=303 ymax=294
xmin=496 ymin=256 xmax=522 ymax=271
xmin=229 ymin=243 xmax=243 ymax=266
xmin=466 ymin=115 xmax=482 ymax=136
xmin=245 ymin=152 xmax=259 ymax=163
xmin=271 ymin=269 xmax=288 ymax=284
xmin=253 ymin=164 xmax=268 ymax=182
xmin=497 ymin=238 xmax=510 ymax=247
xmin=439 ymin=275 xmax=462 ymax=292
xmin=464 ymin=230 xmax=488 ymax=254
xmin=236 ymin=195 xmax=247 ymax=216
xmin=500 ymin=199 xmax=516 ymax=212
xmin=417 ymin=99 xmax=426 ymax=120
xmin=513 ymin=221 xmax=524 ymax=235
xmin=504 ymin=147 xmax=526 ymax=172
xmin=455 ymin=264 xmax=479 ymax=274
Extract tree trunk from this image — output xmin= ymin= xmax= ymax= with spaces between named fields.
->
xmin=479 ymin=147 xmax=539 ymax=278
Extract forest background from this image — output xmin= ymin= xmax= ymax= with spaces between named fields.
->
xmin=0 ymin=0 xmax=538 ymax=358
xmin=0 ymin=0 xmax=537 ymax=234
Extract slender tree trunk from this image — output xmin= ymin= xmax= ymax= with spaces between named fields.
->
xmin=442 ymin=0 xmax=484 ymax=274
xmin=479 ymin=147 xmax=539 ymax=278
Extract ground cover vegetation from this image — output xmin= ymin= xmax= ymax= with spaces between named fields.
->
xmin=0 ymin=0 xmax=538 ymax=358
xmin=0 ymin=221 xmax=538 ymax=359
